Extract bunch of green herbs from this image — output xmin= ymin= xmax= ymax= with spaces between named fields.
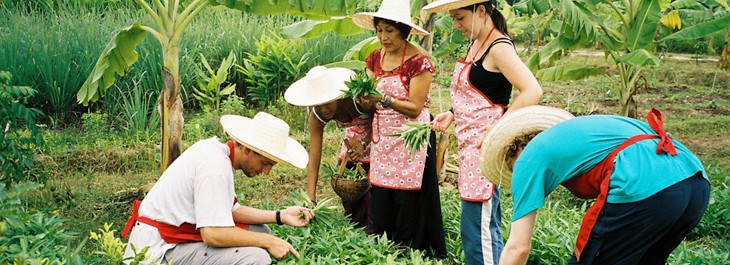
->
xmin=342 ymin=70 xmax=381 ymax=99
xmin=321 ymin=162 xmax=366 ymax=181
xmin=389 ymin=122 xmax=432 ymax=158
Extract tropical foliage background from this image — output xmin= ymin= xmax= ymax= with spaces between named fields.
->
xmin=1 ymin=0 xmax=729 ymax=263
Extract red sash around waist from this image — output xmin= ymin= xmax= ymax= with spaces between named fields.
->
xmin=121 ymin=199 xmax=249 ymax=244
xmin=561 ymin=108 xmax=677 ymax=261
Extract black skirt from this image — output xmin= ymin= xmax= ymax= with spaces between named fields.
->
xmin=369 ymin=130 xmax=447 ymax=259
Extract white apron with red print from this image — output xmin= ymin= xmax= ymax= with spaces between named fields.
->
xmin=451 ymin=60 xmax=504 ymax=201
xmin=370 ymin=72 xmax=431 ymax=190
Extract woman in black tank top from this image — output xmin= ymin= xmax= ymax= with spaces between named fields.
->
xmin=424 ymin=1 xmax=544 ymax=265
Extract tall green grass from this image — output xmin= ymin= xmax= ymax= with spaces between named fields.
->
xmin=0 ymin=6 xmax=141 ymax=126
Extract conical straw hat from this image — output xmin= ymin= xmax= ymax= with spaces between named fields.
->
xmin=479 ymin=106 xmax=574 ymax=189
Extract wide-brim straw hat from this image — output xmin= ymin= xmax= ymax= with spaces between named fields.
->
xmin=220 ymin=113 xmax=308 ymax=169
xmin=422 ymin=0 xmax=489 ymax=13
xmin=479 ymin=106 xmax=575 ymax=189
xmin=284 ymin=66 xmax=356 ymax=107
xmin=351 ymin=0 xmax=429 ymax=36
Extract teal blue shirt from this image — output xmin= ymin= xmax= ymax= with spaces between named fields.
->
xmin=511 ymin=115 xmax=706 ymax=221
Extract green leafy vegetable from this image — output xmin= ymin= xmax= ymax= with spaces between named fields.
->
xmin=343 ymin=70 xmax=381 ymax=98
xmin=321 ymin=162 xmax=366 ymax=180
xmin=388 ymin=122 xmax=432 ymax=158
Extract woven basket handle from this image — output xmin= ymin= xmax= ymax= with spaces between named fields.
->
xmin=337 ymin=139 xmax=349 ymax=175
xmin=355 ymin=163 xmax=366 ymax=177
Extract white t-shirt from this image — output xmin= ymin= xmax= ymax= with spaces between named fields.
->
xmin=123 ymin=137 xmax=242 ymax=263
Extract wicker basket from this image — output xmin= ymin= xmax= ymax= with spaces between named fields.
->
xmin=330 ymin=161 xmax=370 ymax=202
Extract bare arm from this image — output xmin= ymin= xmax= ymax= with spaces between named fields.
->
xmin=306 ymin=112 xmax=326 ymax=202
xmin=199 ymin=205 xmax=314 ymax=259
xmin=487 ymin=44 xmax=543 ymax=115
xmin=499 ymin=210 xmax=537 ymax=265
xmin=392 ymin=70 xmax=432 ymax=118
xmin=362 ymin=66 xmax=432 ymax=118
xmin=199 ymin=226 xmax=296 ymax=259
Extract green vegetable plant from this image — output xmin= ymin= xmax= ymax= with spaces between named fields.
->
xmin=389 ymin=122 xmax=432 ymax=158
xmin=0 ymin=71 xmax=44 ymax=186
xmin=321 ymin=162 xmax=366 ymax=181
xmin=342 ymin=70 xmax=381 ymax=99
xmin=193 ymin=51 xmax=236 ymax=112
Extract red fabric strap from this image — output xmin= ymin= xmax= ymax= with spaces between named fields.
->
xmin=571 ymin=108 xmax=677 ymax=261
xmin=227 ymin=141 xmax=235 ymax=164
xmin=121 ymin=199 xmax=249 ymax=244
xmin=646 ymin=108 xmax=677 ymax=156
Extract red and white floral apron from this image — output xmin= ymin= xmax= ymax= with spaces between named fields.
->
xmin=452 ymin=29 xmax=504 ymax=201
xmin=337 ymin=101 xmax=372 ymax=163
xmin=369 ymin=49 xmax=431 ymax=190
xmin=561 ymin=108 xmax=677 ymax=261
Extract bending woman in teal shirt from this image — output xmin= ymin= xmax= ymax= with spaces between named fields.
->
xmin=480 ymin=106 xmax=709 ymax=265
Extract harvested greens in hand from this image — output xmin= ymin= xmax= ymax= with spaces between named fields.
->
xmin=343 ymin=70 xmax=381 ymax=98
xmin=389 ymin=122 xmax=432 ymax=158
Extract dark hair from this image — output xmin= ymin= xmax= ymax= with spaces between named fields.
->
xmin=373 ymin=17 xmax=411 ymax=40
xmin=504 ymin=131 xmax=540 ymax=169
xmin=459 ymin=1 xmax=509 ymax=38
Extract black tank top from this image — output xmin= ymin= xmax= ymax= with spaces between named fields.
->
xmin=468 ymin=37 xmax=514 ymax=106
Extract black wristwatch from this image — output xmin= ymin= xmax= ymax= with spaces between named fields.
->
xmin=275 ymin=210 xmax=283 ymax=225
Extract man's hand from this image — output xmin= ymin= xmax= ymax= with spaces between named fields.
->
xmin=431 ymin=111 xmax=454 ymax=132
xmin=281 ymin=206 xmax=314 ymax=227
xmin=264 ymin=236 xmax=300 ymax=260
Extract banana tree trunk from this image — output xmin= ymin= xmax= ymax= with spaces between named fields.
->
xmin=160 ymin=45 xmax=184 ymax=173
xmin=619 ymin=95 xmax=638 ymax=118
xmin=618 ymin=65 xmax=640 ymax=118
xmin=722 ymin=41 xmax=729 ymax=70
xmin=419 ymin=0 xmax=435 ymax=52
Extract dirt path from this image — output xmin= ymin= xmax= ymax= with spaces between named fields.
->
xmin=515 ymin=45 xmax=721 ymax=62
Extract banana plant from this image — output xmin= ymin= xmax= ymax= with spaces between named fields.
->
xmin=77 ymin=0 xmax=356 ymax=172
xmin=516 ymin=0 xmax=730 ymax=117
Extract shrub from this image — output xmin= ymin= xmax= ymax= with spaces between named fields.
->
xmin=0 ymin=182 xmax=86 ymax=264
xmin=81 ymin=111 xmax=109 ymax=139
xmin=89 ymin=223 xmax=154 ymax=265
xmin=193 ymin=51 xmax=237 ymax=112
xmin=237 ymin=33 xmax=309 ymax=107
xmin=0 ymin=71 xmax=44 ymax=186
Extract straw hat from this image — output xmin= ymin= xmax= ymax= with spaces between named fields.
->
xmin=351 ymin=0 xmax=429 ymax=36
xmin=479 ymin=106 xmax=574 ymax=189
xmin=220 ymin=112 xmax=308 ymax=169
xmin=423 ymin=0 xmax=490 ymax=13
xmin=284 ymin=66 xmax=356 ymax=107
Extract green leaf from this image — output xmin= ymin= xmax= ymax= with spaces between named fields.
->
xmin=281 ymin=17 xmax=364 ymax=39
xmin=535 ymin=63 xmax=606 ymax=81
xmin=527 ymin=36 xmax=579 ymax=71
xmin=617 ymin=49 xmax=660 ymax=68
xmin=211 ymin=0 xmax=357 ymax=20
xmin=660 ymin=15 xmax=730 ymax=41
xmin=560 ymin=0 xmax=598 ymax=41
xmin=343 ymin=36 xmax=381 ymax=61
xmin=324 ymin=60 xmax=365 ymax=70
xmin=627 ymin=0 xmax=661 ymax=51
xmin=77 ymin=24 xmax=147 ymax=105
